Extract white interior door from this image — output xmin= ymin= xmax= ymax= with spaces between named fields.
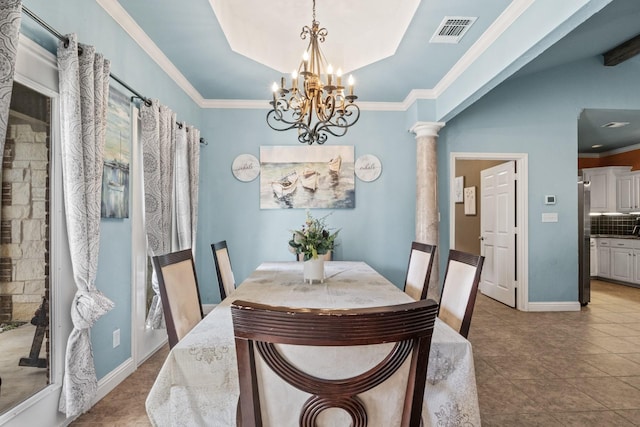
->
xmin=480 ymin=161 xmax=516 ymax=307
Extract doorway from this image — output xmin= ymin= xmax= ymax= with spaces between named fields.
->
xmin=449 ymin=152 xmax=529 ymax=311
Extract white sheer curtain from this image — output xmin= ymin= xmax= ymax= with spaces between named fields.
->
xmin=174 ymin=124 xmax=200 ymax=251
xmin=0 ymin=0 xmax=21 ymax=190
xmin=142 ymin=100 xmax=176 ymax=328
xmin=57 ymin=34 xmax=115 ymax=417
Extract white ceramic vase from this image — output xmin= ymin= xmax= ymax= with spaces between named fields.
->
xmin=303 ymin=257 xmax=325 ymax=284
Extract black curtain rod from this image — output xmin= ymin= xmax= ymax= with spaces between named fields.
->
xmin=21 ymin=5 xmax=207 ymax=146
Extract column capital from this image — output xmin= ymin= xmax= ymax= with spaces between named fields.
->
xmin=409 ymin=121 xmax=445 ymax=138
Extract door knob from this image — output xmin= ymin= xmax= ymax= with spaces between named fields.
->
xmin=479 ymin=236 xmax=484 ymax=241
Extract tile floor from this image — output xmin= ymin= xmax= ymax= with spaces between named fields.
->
xmin=69 ymin=280 xmax=640 ymax=426
xmin=0 ymin=323 xmax=48 ymax=414
xmin=470 ymin=280 xmax=640 ymax=426
xmin=70 ymin=344 xmax=169 ymax=426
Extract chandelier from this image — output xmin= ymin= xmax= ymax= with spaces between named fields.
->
xmin=266 ymin=0 xmax=360 ymax=145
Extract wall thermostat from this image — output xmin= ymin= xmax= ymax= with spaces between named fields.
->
xmin=545 ymin=195 xmax=556 ymax=205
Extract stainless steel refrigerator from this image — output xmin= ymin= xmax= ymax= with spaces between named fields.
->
xmin=578 ymin=178 xmax=591 ymax=306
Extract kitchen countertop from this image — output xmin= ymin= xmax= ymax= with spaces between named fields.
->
xmin=592 ymin=234 xmax=640 ymax=239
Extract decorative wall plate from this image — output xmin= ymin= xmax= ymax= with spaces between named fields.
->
xmin=232 ymin=154 xmax=260 ymax=182
xmin=355 ymin=154 xmax=382 ymax=182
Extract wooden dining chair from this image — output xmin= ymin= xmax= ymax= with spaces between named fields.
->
xmin=211 ymin=240 xmax=236 ymax=300
xmin=438 ymin=249 xmax=485 ymax=338
xmin=403 ymin=241 xmax=436 ymax=301
xmin=231 ymin=298 xmax=439 ymax=427
xmin=152 ymin=249 xmax=204 ymax=349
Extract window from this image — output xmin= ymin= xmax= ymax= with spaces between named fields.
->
xmin=0 ymin=81 xmax=51 ymax=414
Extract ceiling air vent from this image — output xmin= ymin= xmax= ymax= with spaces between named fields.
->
xmin=430 ymin=16 xmax=477 ymax=44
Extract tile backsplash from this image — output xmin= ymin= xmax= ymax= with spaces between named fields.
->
xmin=591 ymin=215 xmax=639 ymax=235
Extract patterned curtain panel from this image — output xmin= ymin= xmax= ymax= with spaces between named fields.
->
xmin=174 ymin=124 xmax=200 ymax=251
xmin=57 ymin=34 xmax=115 ymax=417
xmin=187 ymin=126 xmax=200 ymax=249
xmin=142 ymin=100 xmax=176 ymax=328
xmin=0 ymin=0 xmax=22 ymax=201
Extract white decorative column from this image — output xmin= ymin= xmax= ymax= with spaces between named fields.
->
xmin=410 ymin=121 xmax=444 ymax=299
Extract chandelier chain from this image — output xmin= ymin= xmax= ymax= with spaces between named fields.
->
xmin=312 ymin=0 xmax=316 ymax=23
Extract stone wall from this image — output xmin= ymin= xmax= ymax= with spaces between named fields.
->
xmin=0 ymin=122 xmax=49 ymax=323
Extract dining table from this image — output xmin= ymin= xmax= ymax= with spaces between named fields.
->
xmin=146 ymin=261 xmax=481 ymax=426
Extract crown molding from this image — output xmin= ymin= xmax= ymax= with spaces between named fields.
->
xmin=98 ymin=0 xmax=529 ymax=113
xmin=198 ymin=98 xmax=408 ymax=111
xmin=199 ymin=99 xmax=269 ymax=109
xmin=96 ymin=0 xmax=452 ymax=111
xmin=96 ymin=0 xmax=205 ymax=106
xmin=579 ymin=142 xmax=640 ymax=158
xmin=402 ymin=89 xmax=437 ymax=109
xmin=432 ymin=0 xmax=534 ymax=97
xmin=578 ymin=153 xmax=600 ymax=158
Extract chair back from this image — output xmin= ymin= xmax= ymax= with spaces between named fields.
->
xmin=231 ymin=298 xmax=439 ymax=427
xmin=438 ymin=249 xmax=484 ymax=338
xmin=404 ymin=242 xmax=436 ymax=300
xmin=211 ymin=240 xmax=236 ymax=300
xmin=152 ymin=249 xmax=204 ymax=348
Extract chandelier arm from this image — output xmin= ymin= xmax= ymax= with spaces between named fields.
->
xmin=319 ymin=103 xmax=361 ymax=128
xmin=267 ymin=109 xmax=310 ymax=133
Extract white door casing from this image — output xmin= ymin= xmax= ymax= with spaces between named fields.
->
xmin=480 ymin=161 xmax=516 ymax=307
xmin=450 ymin=152 xmax=528 ymax=311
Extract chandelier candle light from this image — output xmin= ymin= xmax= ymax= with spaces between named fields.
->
xmin=266 ymin=0 xmax=360 ymax=145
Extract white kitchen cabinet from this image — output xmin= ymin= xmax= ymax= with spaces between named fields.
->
xmin=632 ymin=173 xmax=640 ymax=211
xmin=583 ymin=166 xmax=631 ymax=213
xmin=633 ymin=249 xmax=640 ymax=283
xmin=617 ymin=173 xmax=634 ymax=212
xmin=611 ymin=246 xmax=633 ymax=282
xmin=590 ymin=239 xmax=597 ymax=276
xmin=616 ymin=171 xmax=640 ymax=212
xmin=597 ymin=239 xmax=611 ymax=278
xmin=592 ymin=237 xmax=640 ymax=283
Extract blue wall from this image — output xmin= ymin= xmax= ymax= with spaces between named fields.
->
xmin=438 ymin=55 xmax=640 ymax=302
xmin=21 ymin=0 xmax=640 ymax=387
xmin=21 ymin=0 xmax=202 ymax=379
xmin=194 ymin=108 xmax=419 ymax=303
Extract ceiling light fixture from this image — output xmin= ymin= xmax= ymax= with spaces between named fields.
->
xmin=601 ymin=121 xmax=629 ymax=128
xmin=266 ymin=0 xmax=360 ymax=145
xmin=591 ymin=144 xmax=603 ymax=149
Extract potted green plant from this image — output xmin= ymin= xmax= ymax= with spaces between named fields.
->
xmin=288 ymin=211 xmax=339 ymax=283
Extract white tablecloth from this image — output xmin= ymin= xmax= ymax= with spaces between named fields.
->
xmin=146 ymin=262 xmax=480 ymax=426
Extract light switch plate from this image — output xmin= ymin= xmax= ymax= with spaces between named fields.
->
xmin=113 ymin=329 xmax=120 ymax=348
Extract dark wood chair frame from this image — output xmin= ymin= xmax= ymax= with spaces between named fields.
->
xmin=231 ymin=298 xmax=439 ymax=427
xmin=439 ymin=249 xmax=485 ymax=338
xmin=403 ymin=241 xmax=437 ymax=300
xmin=211 ymin=240 xmax=235 ymax=300
xmin=152 ymin=249 xmax=204 ymax=349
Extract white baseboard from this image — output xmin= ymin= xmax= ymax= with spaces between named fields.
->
xmin=136 ymin=337 xmax=168 ymax=367
xmin=203 ymin=303 xmax=217 ymax=315
xmin=94 ymin=357 xmax=136 ymax=402
xmin=527 ymin=301 xmax=581 ymax=312
xmin=0 ymin=357 xmax=137 ymax=427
